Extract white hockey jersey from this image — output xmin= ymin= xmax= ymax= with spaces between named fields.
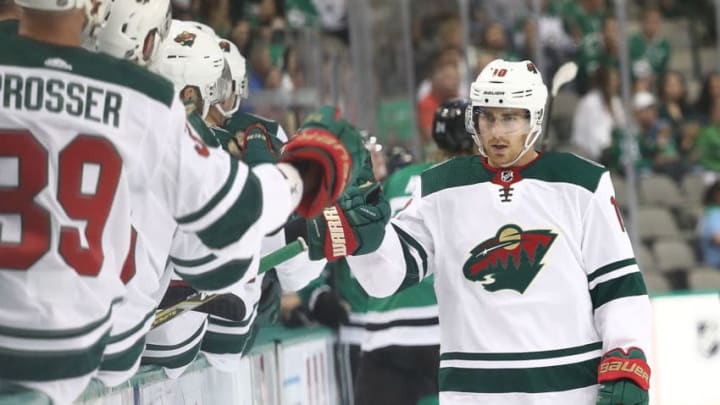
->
xmin=347 ymin=152 xmax=652 ymax=405
xmin=0 ymin=33 xmax=298 ymax=403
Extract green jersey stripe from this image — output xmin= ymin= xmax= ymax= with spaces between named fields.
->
xmin=439 ymin=357 xmax=600 ymax=394
xmin=0 ymin=307 xmax=111 ymax=339
xmin=441 ymin=342 xmax=602 ymax=362
xmin=394 ymin=235 xmax=422 ymax=292
xmin=590 ymin=272 xmax=647 ymax=309
xmin=207 ymin=309 xmax=256 ymax=328
xmin=145 ymin=323 xmax=206 ymax=352
xmin=141 ymin=341 xmax=202 ymax=370
xmin=175 ymin=258 xmax=252 ymax=291
xmin=196 ymin=169 xmax=263 ymax=249
xmin=171 ymin=253 xmax=217 ymax=268
xmin=176 ymin=158 xmax=239 ymax=226
xmin=201 ymin=330 xmax=252 ymax=354
xmin=587 ymin=258 xmax=637 ymax=283
xmin=393 ymin=224 xmax=428 ymax=281
xmin=0 ymin=332 xmax=110 ymax=381
xmin=100 ymin=336 xmax=146 ymax=372
xmin=107 ymin=309 xmax=155 ymax=344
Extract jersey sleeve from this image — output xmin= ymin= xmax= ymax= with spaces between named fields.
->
xmin=149 ymin=97 xmax=298 ymax=291
xmin=582 ymin=171 xmax=652 ymax=355
xmin=345 ymin=191 xmax=435 ymax=298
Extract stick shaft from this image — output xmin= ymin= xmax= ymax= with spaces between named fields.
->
xmin=152 ymin=238 xmax=307 ymax=329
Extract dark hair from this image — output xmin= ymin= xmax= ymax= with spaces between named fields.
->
xmin=659 ymin=70 xmax=687 ymax=105
xmin=694 ymin=71 xmax=720 ymax=118
xmin=593 ymin=65 xmax=618 ymax=108
xmin=703 ymin=180 xmax=720 ymax=206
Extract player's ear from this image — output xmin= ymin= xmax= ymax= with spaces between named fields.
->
xmin=180 ymin=86 xmax=204 ymax=116
xmin=180 ymin=86 xmax=195 ymax=102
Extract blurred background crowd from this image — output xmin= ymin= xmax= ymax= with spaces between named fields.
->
xmin=170 ymin=0 xmax=720 ymax=306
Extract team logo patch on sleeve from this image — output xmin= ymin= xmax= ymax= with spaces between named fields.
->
xmin=462 ymin=225 xmax=557 ymax=293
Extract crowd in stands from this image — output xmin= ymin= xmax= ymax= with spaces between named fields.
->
xmin=408 ymin=0 xmax=720 ymax=291
xmin=170 ymin=0 xmax=720 ymax=293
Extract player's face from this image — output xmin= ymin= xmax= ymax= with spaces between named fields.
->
xmin=477 ymin=107 xmax=531 ymax=167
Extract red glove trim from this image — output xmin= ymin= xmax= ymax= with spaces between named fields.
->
xmin=598 ymin=351 xmax=651 ymax=390
xmin=281 ymin=147 xmax=333 ymax=217
xmin=322 ymin=205 xmax=359 ymax=261
xmin=243 ymin=123 xmax=277 ymax=156
xmin=282 ymin=128 xmax=352 ymax=217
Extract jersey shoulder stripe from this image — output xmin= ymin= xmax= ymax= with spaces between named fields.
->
xmin=0 ymin=34 xmax=174 ymax=107
xmin=421 ymin=155 xmax=491 ymax=198
xmin=522 ymin=151 xmax=607 ymax=192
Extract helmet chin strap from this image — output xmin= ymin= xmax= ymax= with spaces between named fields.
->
xmin=476 ymin=128 xmax=540 ymax=168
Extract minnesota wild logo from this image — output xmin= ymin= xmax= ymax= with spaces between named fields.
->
xmin=463 ymin=225 xmax=557 ymax=294
xmin=174 ymin=31 xmax=196 ymax=47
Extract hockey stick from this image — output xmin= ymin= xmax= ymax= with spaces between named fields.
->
xmin=540 ymin=61 xmax=578 ymax=151
xmin=151 ymin=237 xmax=308 ymax=329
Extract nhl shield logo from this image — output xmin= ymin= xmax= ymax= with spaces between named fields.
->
xmin=462 ymin=225 xmax=557 ymax=293
xmin=697 ymin=320 xmax=719 ymax=358
xmin=501 ymin=170 xmax=514 ymax=183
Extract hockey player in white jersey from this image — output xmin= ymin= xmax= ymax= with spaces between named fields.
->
xmin=140 ymin=20 xmax=329 ymax=377
xmin=0 ymin=2 xmax=364 ymax=403
xmin=334 ymin=59 xmax=653 ymax=405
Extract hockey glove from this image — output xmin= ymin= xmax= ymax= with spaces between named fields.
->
xmin=159 ymin=280 xmax=247 ymax=321
xmin=225 ymin=123 xmax=282 ymax=166
xmin=255 ymin=270 xmax=282 ymax=327
xmin=307 ymin=180 xmax=391 ymax=261
xmin=307 ymin=286 xmax=349 ymax=329
xmin=280 ymin=106 xmax=366 ymax=218
xmin=596 ymin=347 xmax=650 ymax=405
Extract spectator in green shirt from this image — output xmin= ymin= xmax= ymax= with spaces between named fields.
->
xmin=695 ymin=101 xmax=720 ymax=172
xmin=629 ymin=6 xmax=671 ymax=83
xmin=561 ymin=0 xmax=606 ymax=44
xmin=576 ymin=15 xmax=619 ymax=93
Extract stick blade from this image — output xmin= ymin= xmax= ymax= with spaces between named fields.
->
xmin=551 ymin=62 xmax=578 ymax=96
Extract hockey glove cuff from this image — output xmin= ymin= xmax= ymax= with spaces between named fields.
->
xmin=596 ymin=347 xmax=650 ymax=405
xmin=307 ymin=182 xmax=391 ymax=261
xmin=227 ymin=123 xmax=279 ymax=166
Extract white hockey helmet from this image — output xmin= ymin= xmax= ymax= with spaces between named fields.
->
xmin=466 ymin=59 xmax=548 ymax=167
xmin=150 ymin=20 xmax=233 ymax=119
xmin=15 ymin=0 xmax=111 ymax=39
xmin=216 ymin=39 xmax=248 ymax=117
xmin=94 ymin=0 xmax=172 ymax=66
xmin=188 ymin=22 xmax=248 ymax=117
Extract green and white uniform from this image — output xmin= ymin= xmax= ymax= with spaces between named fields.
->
xmin=141 ymin=115 xmax=321 ymax=379
xmin=0 ymin=29 xmax=300 ymax=403
xmin=362 ymin=162 xmax=439 ymax=352
xmin=347 ymin=153 xmax=651 ymax=405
